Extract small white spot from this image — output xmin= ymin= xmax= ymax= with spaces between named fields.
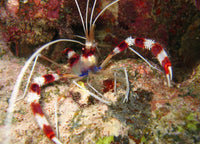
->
xmin=168 ymin=66 xmax=173 ymax=80
xmin=125 ymin=36 xmax=135 ymax=46
xmin=86 ymin=42 xmax=92 ymax=48
xmin=33 ymin=77 xmax=45 ymax=86
xmin=166 ymin=74 xmax=171 ymax=87
xmin=27 ymin=92 xmax=40 ymax=103
xmin=88 ymin=55 xmax=97 ymax=65
xmin=52 ymin=74 xmax=60 ymax=81
xmin=157 ymin=49 xmax=167 ymax=64
xmin=35 ymin=114 xmax=50 ymax=129
xmin=52 ymin=137 xmax=62 ymax=144
xmin=68 ymin=51 xmax=75 ymax=59
xmin=113 ymin=47 xmax=120 ymax=54
xmin=144 ymin=39 xmax=155 ymax=50
xmin=22 ymin=0 xmax=28 ymax=3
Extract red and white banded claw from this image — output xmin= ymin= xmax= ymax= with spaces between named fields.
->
xmin=127 ymin=37 xmax=173 ymax=86
xmin=113 ymin=36 xmax=173 ymax=87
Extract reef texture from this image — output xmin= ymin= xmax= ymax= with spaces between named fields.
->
xmin=0 ymin=50 xmax=199 ymax=143
xmin=0 ymin=0 xmax=200 ymax=143
xmin=0 ymin=0 xmax=200 ymax=82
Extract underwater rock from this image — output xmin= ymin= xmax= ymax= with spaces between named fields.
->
xmin=0 ymin=51 xmax=200 ymax=143
xmin=180 ymin=19 xmax=200 ymax=68
xmin=6 ymin=0 xmax=19 ymax=15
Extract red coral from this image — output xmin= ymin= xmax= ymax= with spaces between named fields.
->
xmin=47 ymin=0 xmax=61 ymax=20
xmin=103 ymin=79 xmax=114 ymax=93
xmin=34 ymin=0 xmax=41 ymax=6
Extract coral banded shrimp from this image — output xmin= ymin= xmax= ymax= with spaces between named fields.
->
xmin=5 ymin=0 xmax=172 ymax=143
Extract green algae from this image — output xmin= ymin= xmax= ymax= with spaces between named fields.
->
xmin=96 ymin=136 xmax=114 ymax=144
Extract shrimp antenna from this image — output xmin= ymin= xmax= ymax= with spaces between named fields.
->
xmin=4 ymin=38 xmax=84 ymax=144
xmin=92 ymin=0 xmax=119 ymax=26
xmin=85 ymin=0 xmax=90 ymax=32
xmin=75 ymin=0 xmax=86 ymax=34
xmin=89 ymin=0 xmax=97 ymax=29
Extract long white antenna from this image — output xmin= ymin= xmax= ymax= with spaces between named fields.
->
xmin=4 ymin=39 xmax=84 ymax=144
xmin=74 ymin=35 xmax=86 ymax=40
xmin=92 ymin=0 xmax=119 ymax=26
xmin=89 ymin=0 xmax=97 ymax=28
xmin=75 ymin=0 xmax=86 ymax=34
xmin=85 ymin=0 xmax=90 ymax=32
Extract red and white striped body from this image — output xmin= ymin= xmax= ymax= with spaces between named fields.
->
xmin=112 ymin=37 xmax=172 ymax=86
xmin=63 ymin=46 xmax=99 ymax=77
xmin=26 ymin=0 xmax=173 ymax=143
xmin=27 ymin=74 xmax=62 ymax=144
xmin=27 ymin=36 xmax=172 ymax=144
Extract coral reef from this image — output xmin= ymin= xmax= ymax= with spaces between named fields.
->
xmin=1 ymin=0 xmax=200 ymax=81
xmin=0 ymin=0 xmax=200 ymax=143
xmin=0 ymin=0 xmax=74 ymax=57
xmin=0 ymin=52 xmax=199 ymax=143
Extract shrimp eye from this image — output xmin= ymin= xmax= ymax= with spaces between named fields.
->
xmin=82 ymin=47 xmax=86 ymax=52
